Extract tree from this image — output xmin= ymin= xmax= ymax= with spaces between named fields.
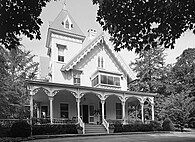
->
xmin=171 ymin=48 xmax=195 ymax=94
xmin=161 ymin=91 xmax=195 ymax=130
xmin=93 ymin=0 xmax=195 ymax=53
xmin=129 ymin=46 xmax=169 ymax=120
xmin=0 ymin=47 xmax=10 ymax=118
xmin=0 ymin=0 xmax=52 ymax=50
xmin=0 ymin=46 xmax=38 ymax=118
xmin=129 ymin=46 xmax=166 ymax=93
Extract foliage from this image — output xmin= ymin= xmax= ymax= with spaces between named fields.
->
xmin=0 ymin=137 xmax=23 ymax=142
xmin=10 ymin=120 xmax=31 ymax=138
xmin=161 ymin=92 xmax=195 ymax=127
xmin=108 ymin=124 xmax=115 ymax=129
xmin=32 ymin=124 xmax=77 ymax=135
xmin=76 ymin=124 xmax=83 ymax=130
xmin=0 ymin=47 xmax=38 ymax=119
xmin=93 ymin=0 xmax=195 ymax=53
xmin=129 ymin=46 xmax=169 ymax=120
xmin=150 ymin=120 xmax=163 ymax=131
xmin=171 ymin=48 xmax=195 ymax=94
xmin=158 ymin=48 xmax=195 ymax=126
xmin=114 ymin=121 xmax=162 ymax=133
xmin=0 ymin=125 xmax=11 ymax=137
xmin=0 ymin=0 xmax=53 ymax=50
xmin=0 ymin=48 xmax=10 ymax=118
xmin=129 ymin=46 xmax=166 ymax=93
xmin=162 ymin=118 xmax=175 ymax=131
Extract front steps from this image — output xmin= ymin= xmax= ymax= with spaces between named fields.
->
xmin=85 ymin=124 xmax=107 ymax=134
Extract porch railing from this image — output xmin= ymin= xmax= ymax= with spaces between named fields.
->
xmin=78 ymin=117 xmax=85 ymax=134
xmin=102 ymin=118 xmax=109 ymax=133
xmin=52 ymin=118 xmax=76 ymax=124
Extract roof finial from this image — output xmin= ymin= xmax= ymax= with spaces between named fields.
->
xmin=63 ymin=0 xmax=67 ymax=10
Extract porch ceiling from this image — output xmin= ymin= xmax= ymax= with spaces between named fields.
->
xmin=27 ymin=80 xmax=157 ymax=97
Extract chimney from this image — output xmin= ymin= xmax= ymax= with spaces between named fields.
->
xmin=87 ymin=29 xmax=97 ymax=40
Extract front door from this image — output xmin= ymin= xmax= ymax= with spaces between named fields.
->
xmin=83 ymin=105 xmax=89 ymax=123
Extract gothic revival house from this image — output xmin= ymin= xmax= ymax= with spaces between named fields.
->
xmin=27 ymin=6 xmax=156 ymax=134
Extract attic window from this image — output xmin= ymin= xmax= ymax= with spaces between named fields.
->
xmin=65 ymin=20 xmax=69 ymax=29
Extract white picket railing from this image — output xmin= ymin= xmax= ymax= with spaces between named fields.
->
xmin=78 ymin=117 xmax=85 ymax=134
xmin=102 ymin=118 xmax=109 ymax=133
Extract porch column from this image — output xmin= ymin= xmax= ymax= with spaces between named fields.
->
xmin=122 ymin=101 xmax=125 ymax=120
xmin=36 ymin=103 xmax=40 ymax=118
xmin=151 ymin=103 xmax=154 ymax=120
xmin=30 ymin=91 xmax=33 ymax=125
xmin=76 ymin=98 xmax=81 ymax=121
xmin=49 ymin=96 xmax=54 ymax=124
xmin=141 ymin=103 xmax=144 ymax=122
xmin=101 ymin=100 xmax=105 ymax=120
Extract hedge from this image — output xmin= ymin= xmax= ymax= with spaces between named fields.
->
xmin=32 ymin=124 xmax=77 ymax=135
xmin=114 ymin=120 xmax=163 ymax=133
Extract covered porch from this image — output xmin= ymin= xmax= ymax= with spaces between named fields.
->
xmin=27 ymin=80 xmax=156 ymax=133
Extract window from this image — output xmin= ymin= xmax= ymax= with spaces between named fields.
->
xmin=101 ymin=57 xmax=104 ymax=68
xmin=116 ymin=103 xmax=122 ymax=119
xmin=60 ymin=104 xmax=69 ymax=118
xmin=92 ymin=75 xmax=99 ymax=87
xmin=73 ymin=74 xmax=81 ymax=85
xmin=101 ymin=75 xmax=107 ymax=84
xmin=57 ymin=44 xmax=66 ymax=62
xmin=98 ymin=56 xmax=100 ymax=68
xmin=100 ymin=75 xmax=120 ymax=86
xmin=98 ymin=56 xmax=104 ymax=68
xmin=65 ymin=20 xmax=69 ymax=29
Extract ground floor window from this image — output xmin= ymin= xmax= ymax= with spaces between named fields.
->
xmin=116 ymin=103 xmax=122 ymax=119
xmin=60 ymin=103 xmax=69 ymax=118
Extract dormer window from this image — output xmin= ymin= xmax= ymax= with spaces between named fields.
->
xmin=57 ymin=44 xmax=66 ymax=62
xmin=63 ymin=16 xmax=73 ymax=30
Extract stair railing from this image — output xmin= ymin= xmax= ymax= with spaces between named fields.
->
xmin=78 ymin=117 xmax=85 ymax=134
xmin=102 ymin=118 xmax=109 ymax=133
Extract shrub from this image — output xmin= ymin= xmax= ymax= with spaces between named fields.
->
xmin=10 ymin=120 xmax=31 ymax=138
xmin=114 ymin=121 xmax=163 ymax=133
xmin=162 ymin=118 xmax=175 ymax=131
xmin=0 ymin=125 xmax=11 ymax=137
xmin=0 ymin=137 xmax=22 ymax=142
xmin=150 ymin=120 xmax=163 ymax=131
xmin=32 ymin=124 xmax=77 ymax=135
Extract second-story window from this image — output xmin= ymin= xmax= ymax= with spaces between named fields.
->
xmin=57 ymin=44 xmax=66 ymax=62
xmin=73 ymin=74 xmax=81 ymax=86
xmin=101 ymin=57 xmax=104 ymax=68
xmin=98 ymin=56 xmax=104 ymax=68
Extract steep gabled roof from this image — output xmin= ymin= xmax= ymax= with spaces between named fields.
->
xmin=61 ymin=32 xmax=135 ymax=81
xmin=46 ymin=8 xmax=85 ymax=48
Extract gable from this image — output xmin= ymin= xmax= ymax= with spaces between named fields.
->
xmin=50 ymin=9 xmax=85 ymax=38
xmin=46 ymin=8 xmax=85 ymax=48
xmin=61 ymin=33 xmax=135 ymax=81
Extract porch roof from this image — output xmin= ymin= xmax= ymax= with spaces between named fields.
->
xmin=26 ymin=80 xmax=157 ymax=97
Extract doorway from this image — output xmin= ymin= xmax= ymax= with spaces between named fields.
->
xmin=82 ymin=105 xmax=89 ymax=123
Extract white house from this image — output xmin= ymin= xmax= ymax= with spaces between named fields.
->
xmin=27 ymin=5 xmax=156 ymax=134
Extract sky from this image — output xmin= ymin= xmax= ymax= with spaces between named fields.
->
xmin=21 ymin=0 xmax=195 ymax=65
